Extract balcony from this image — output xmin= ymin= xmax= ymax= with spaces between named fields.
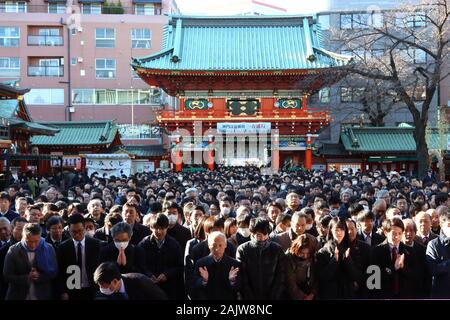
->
xmin=28 ymin=35 xmax=63 ymax=46
xmin=28 ymin=66 xmax=63 ymax=77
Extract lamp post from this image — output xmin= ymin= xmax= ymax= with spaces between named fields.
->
xmin=131 ymin=86 xmax=134 ymax=127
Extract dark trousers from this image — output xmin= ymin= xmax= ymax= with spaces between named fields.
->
xmin=68 ymin=287 xmax=94 ymax=300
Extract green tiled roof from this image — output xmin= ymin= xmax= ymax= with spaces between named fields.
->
xmin=112 ymin=144 xmax=164 ymax=157
xmin=340 ymin=126 xmax=440 ymax=153
xmin=0 ymin=82 xmax=29 ymax=99
xmin=31 ymin=121 xmax=119 ymax=146
xmin=132 ymin=15 xmax=351 ymax=71
xmin=0 ymin=99 xmax=59 ymax=136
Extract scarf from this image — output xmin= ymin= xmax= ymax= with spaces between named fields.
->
xmin=21 ymin=238 xmax=58 ymax=278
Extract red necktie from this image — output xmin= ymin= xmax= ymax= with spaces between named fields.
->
xmin=392 ymin=247 xmax=400 ymax=295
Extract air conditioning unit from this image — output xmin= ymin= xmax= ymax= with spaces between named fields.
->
xmin=69 ymin=107 xmax=75 ymax=113
xmin=60 ymin=58 xmax=64 ymax=65
xmin=108 ymin=71 xmax=113 ymax=78
xmin=80 ymin=40 xmax=84 ymax=46
xmin=77 ymin=57 xmax=83 ymax=63
xmin=77 ymin=27 xmax=83 ymax=32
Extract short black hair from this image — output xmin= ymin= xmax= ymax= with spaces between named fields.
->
xmin=0 ymin=192 xmax=11 ymax=202
xmin=11 ymin=216 xmax=28 ymax=226
xmin=46 ymin=216 xmax=64 ymax=229
xmin=249 ymin=217 xmax=271 ymax=235
xmin=68 ymin=213 xmax=85 ymax=226
xmin=357 ymin=210 xmax=375 ymax=222
xmin=150 ymin=213 xmax=169 ymax=229
xmin=94 ymin=262 xmax=122 ymax=285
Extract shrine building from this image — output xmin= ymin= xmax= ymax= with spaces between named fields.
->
xmin=132 ymin=15 xmax=351 ymax=171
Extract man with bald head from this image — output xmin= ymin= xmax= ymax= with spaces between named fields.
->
xmin=193 ymin=231 xmax=240 ymax=300
xmin=372 ymin=199 xmax=387 ymax=229
xmin=414 ymin=211 xmax=438 ymax=246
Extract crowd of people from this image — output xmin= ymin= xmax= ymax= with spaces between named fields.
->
xmin=0 ymin=166 xmax=449 ymax=300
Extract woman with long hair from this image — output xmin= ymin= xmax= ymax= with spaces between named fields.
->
xmin=315 ymin=217 xmax=363 ymax=299
xmin=285 ymin=233 xmax=318 ymax=300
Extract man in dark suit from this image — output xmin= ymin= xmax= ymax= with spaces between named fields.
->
xmin=93 ymin=261 xmax=167 ymax=300
xmin=403 ymin=218 xmax=430 ymax=298
xmin=99 ymin=222 xmax=147 ymax=275
xmin=0 ymin=192 xmax=19 ymax=222
xmin=357 ymin=211 xmax=385 ymax=247
xmin=272 ymin=212 xmax=310 ymax=252
xmin=192 ymin=231 xmax=241 ymax=300
xmin=94 ymin=211 xmax=123 ymax=243
xmin=45 ymin=216 xmax=69 ymax=250
xmin=58 ymin=214 xmax=102 ymax=300
xmin=0 ymin=217 xmax=27 ymax=300
xmin=370 ymin=217 xmax=417 ymax=299
xmin=164 ymin=201 xmax=192 ymax=252
xmin=122 ymin=202 xmax=150 ymax=245
xmin=138 ymin=213 xmax=183 ymax=300
xmin=414 ymin=211 xmax=438 ymax=247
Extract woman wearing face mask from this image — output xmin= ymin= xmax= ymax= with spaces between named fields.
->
xmin=285 ymin=233 xmax=318 ymax=300
xmin=316 ymin=217 xmax=363 ymax=299
xmin=99 ymin=222 xmax=147 ymax=275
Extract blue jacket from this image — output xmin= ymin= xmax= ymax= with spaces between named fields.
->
xmin=426 ymin=233 xmax=450 ymax=298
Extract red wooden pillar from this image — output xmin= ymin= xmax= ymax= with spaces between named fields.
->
xmin=305 ymin=134 xmax=313 ymax=171
xmin=206 ymin=136 xmax=215 ymax=171
xmin=271 ymin=131 xmax=279 ymax=173
xmin=172 ymin=137 xmax=183 ymax=172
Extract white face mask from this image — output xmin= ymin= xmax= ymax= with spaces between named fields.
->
xmin=221 ymin=207 xmax=231 ymax=217
xmin=238 ymin=227 xmax=251 ymax=238
xmin=86 ymin=230 xmax=95 ymax=237
xmin=443 ymin=226 xmax=450 ymax=238
xmin=168 ymin=214 xmax=178 ymax=225
xmin=305 ymin=224 xmax=313 ymax=231
xmin=99 ymin=286 xmax=115 ymax=295
xmin=114 ymin=241 xmax=129 ymax=250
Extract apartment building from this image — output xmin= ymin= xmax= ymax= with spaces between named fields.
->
xmin=0 ymin=0 xmax=179 ymax=143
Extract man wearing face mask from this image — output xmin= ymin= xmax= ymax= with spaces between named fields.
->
xmin=219 ymin=196 xmax=236 ymax=221
xmin=94 ymin=262 xmax=168 ymax=300
xmin=229 ymin=213 xmax=252 ymax=248
xmin=99 ymin=222 xmax=147 ymax=275
xmin=236 ymin=218 xmax=285 ymax=300
xmin=426 ymin=210 xmax=450 ymax=298
xmin=164 ymin=201 xmax=192 ymax=253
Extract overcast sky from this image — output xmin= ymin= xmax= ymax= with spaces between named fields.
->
xmin=176 ymin=0 xmax=330 ymax=15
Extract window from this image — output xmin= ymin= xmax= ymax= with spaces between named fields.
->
xmin=353 ymin=13 xmax=370 ymax=29
xmin=317 ymin=15 xmax=330 ymax=30
xmin=395 ymin=12 xmax=426 ymax=28
xmin=0 ymin=2 xmax=26 ymax=13
xmin=95 ymin=89 xmax=116 ymax=104
xmin=340 ymin=87 xmax=365 ymax=103
xmin=71 ymin=58 xmax=77 ymax=65
xmin=0 ymin=27 xmax=19 ymax=47
xmin=72 ymin=89 xmax=159 ymax=105
xmin=95 ymin=28 xmax=115 ymax=48
xmin=131 ymin=28 xmax=151 ymax=49
xmin=0 ymin=57 xmax=20 ymax=77
xmin=24 ymin=89 xmax=64 ymax=105
xmin=38 ymin=58 xmax=62 ymax=76
xmin=135 ymin=4 xmax=154 ymax=15
xmin=95 ymin=59 xmax=116 ymax=79
xmin=82 ymin=3 xmax=101 ymax=14
xmin=72 ymin=89 xmax=94 ymax=104
xmin=48 ymin=3 xmax=66 ymax=13
xmin=340 ymin=14 xmax=353 ymax=29
xmin=412 ymin=49 xmax=427 ymax=64
xmin=341 ymin=13 xmax=383 ymax=29
xmin=319 ymin=87 xmax=330 ymax=103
